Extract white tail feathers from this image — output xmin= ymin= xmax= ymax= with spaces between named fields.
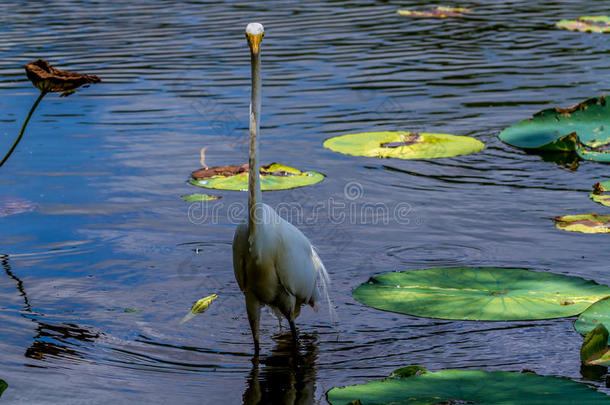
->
xmin=311 ymin=246 xmax=338 ymax=329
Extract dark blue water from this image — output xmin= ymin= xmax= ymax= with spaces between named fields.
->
xmin=1 ymin=1 xmax=609 ymax=403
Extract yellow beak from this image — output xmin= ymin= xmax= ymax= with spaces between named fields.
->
xmin=246 ymin=32 xmax=263 ymax=55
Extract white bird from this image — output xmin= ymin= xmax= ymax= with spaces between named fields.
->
xmin=233 ymin=22 xmax=331 ymax=356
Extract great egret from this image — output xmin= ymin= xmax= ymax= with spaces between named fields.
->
xmin=232 ymin=22 xmax=331 ymax=355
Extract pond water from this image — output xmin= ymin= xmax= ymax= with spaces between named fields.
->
xmin=1 ymin=0 xmax=609 ymax=403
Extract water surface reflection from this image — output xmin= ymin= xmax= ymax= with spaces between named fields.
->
xmin=244 ymin=334 xmax=318 ymax=405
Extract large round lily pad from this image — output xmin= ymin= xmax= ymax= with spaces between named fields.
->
xmin=554 ymin=213 xmax=610 ymax=234
xmin=327 ymin=367 xmax=610 ymax=404
xmin=189 ymin=162 xmax=324 ymax=191
xmin=498 ymin=96 xmax=610 ymax=162
xmin=323 ymin=132 xmax=484 ymax=160
xmin=591 ymin=181 xmax=610 ymax=207
xmin=353 ymin=267 xmax=610 ymax=321
xmin=557 ymin=16 xmax=610 ymax=33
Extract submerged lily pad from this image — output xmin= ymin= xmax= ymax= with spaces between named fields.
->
xmin=189 ymin=162 xmax=324 ymax=191
xmin=557 ymin=16 xmax=610 ymax=33
xmin=323 ymin=132 xmax=484 ymax=160
xmin=581 ymin=324 xmax=610 ymax=367
xmin=0 ymin=196 xmax=36 ymax=217
xmin=181 ymin=193 xmax=221 ymax=202
xmin=353 ymin=267 xmax=610 ymax=321
xmin=499 ymin=96 xmax=610 ymax=162
xmin=554 ymin=213 xmax=610 ymax=234
xmin=327 ymin=367 xmax=609 ymax=404
xmin=397 ymin=6 xmax=471 ymax=18
xmin=575 ymin=296 xmax=610 ymax=338
xmin=181 ymin=294 xmax=218 ymax=324
xmin=590 ymin=181 xmax=610 ymax=207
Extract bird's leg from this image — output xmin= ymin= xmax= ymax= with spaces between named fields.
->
xmin=245 ymin=293 xmax=261 ymax=357
xmin=289 ymin=320 xmax=298 ymax=344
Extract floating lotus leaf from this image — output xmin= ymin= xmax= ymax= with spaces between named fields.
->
xmin=499 ymin=96 xmax=610 ymax=162
xmin=181 ymin=294 xmax=218 ymax=324
xmin=0 ymin=196 xmax=36 ymax=217
xmin=189 ymin=162 xmax=324 ymax=191
xmin=590 ymin=181 xmax=610 ymax=207
xmin=327 ymin=367 xmax=609 ymax=404
xmin=397 ymin=6 xmax=471 ymax=18
xmin=181 ymin=193 xmax=221 ymax=202
xmin=323 ymin=132 xmax=484 ymax=160
xmin=0 ymin=380 xmax=6 ymax=398
xmin=557 ymin=16 xmax=610 ymax=33
xmin=352 ymin=267 xmax=610 ymax=321
xmin=575 ymin=297 xmax=610 ymax=338
xmin=554 ymin=213 xmax=610 ymax=234
xmin=580 ymin=324 xmax=610 ymax=367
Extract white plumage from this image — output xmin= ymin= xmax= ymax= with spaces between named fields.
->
xmin=233 ymin=22 xmax=330 ymax=355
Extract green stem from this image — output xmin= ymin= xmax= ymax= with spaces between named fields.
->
xmin=0 ymin=91 xmax=47 ymax=168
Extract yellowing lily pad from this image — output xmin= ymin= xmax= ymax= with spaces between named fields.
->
xmin=557 ymin=16 xmax=610 ymax=33
xmin=397 ymin=6 xmax=471 ymax=18
xmin=352 ymin=267 xmax=610 ymax=321
xmin=554 ymin=213 xmax=610 ymax=234
xmin=181 ymin=294 xmax=218 ymax=324
xmin=590 ymin=181 xmax=610 ymax=207
xmin=580 ymin=324 xmax=610 ymax=367
xmin=499 ymin=96 xmax=610 ymax=162
xmin=323 ymin=132 xmax=484 ymax=160
xmin=181 ymin=193 xmax=221 ymax=202
xmin=189 ymin=162 xmax=324 ymax=191
xmin=327 ymin=367 xmax=610 ymax=404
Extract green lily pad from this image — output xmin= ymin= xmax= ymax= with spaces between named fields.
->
xmin=181 ymin=193 xmax=221 ymax=202
xmin=123 ymin=308 xmax=141 ymax=313
xmin=181 ymin=294 xmax=218 ymax=324
xmin=575 ymin=296 xmax=610 ymax=338
xmin=327 ymin=367 xmax=610 ymax=404
xmin=499 ymin=96 xmax=610 ymax=162
xmin=554 ymin=213 xmax=610 ymax=234
xmin=397 ymin=6 xmax=471 ymax=18
xmin=557 ymin=16 xmax=610 ymax=33
xmin=590 ymin=181 xmax=610 ymax=207
xmin=0 ymin=379 xmax=6 ymax=398
xmin=189 ymin=163 xmax=324 ymax=191
xmin=353 ymin=267 xmax=610 ymax=321
xmin=581 ymin=324 xmax=610 ymax=366
xmin=323 ymin=132 xmax=484 ymax=160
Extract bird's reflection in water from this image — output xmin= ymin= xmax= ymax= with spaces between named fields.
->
xmin=1 ymin=254 xmax=99 ymax=364
xmin=243 ymin=333 xmax=318 ymax=405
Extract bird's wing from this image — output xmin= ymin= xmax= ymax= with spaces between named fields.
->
xmin=232 ymin=222 xmax=249 ymax=292
xmin=270 ymin=212 xmax=318 ymax=304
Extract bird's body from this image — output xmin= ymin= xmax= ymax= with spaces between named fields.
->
xmin=233 ymin=203 xmax=324 ymax=322
xmin=232 ymin=22 xmax=330 ymax=355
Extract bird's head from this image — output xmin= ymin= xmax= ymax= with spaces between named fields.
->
xmin=246 ymin=23 xmax=264 ymax=55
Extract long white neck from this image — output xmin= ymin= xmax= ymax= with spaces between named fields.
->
xmin=248 ymin=46 xmax=263 ymax=242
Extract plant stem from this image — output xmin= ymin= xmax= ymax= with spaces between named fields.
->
xmin=0 ymin=91 xmax=46 ymax=168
